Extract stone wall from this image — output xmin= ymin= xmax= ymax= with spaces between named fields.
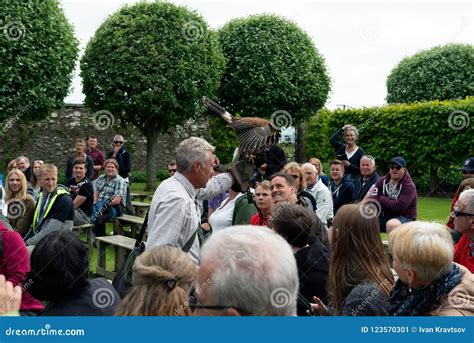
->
xmin=0 ymin=104 xmax=209 ymax=173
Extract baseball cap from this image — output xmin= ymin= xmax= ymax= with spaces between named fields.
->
xmin=390 ymin=156 xmax=406 ymax=168
xmin=462 ymin=157 xmax=474 ymax=173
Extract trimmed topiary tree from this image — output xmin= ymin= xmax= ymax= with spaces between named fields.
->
xmin=0 ymin=0 xmax=78 ymax=122
xmin=81 ymin=2 xmax=225 ymax=190
xmin=216 ymin=14 xmax=331 ymax=161
xmin=386 ymin=43 xmax=474 ymax=104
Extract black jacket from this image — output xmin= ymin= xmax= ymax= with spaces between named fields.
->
xmin=352 ymin=171 xmax=380 ymax=202
xmin=295 ymin=241 xmax=330 ymax=316
xmin=107 ymin=146 xmax=131 ymax=179
xmin=253 ymin=145 xmax=287 ymax=178
xmin=329 ymin=174 xmax=354 ymax=214
xmin=329 ymin=128 xmax=365 ymax=180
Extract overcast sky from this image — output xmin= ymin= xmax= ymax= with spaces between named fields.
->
xmin=61 ymin=0 xmax=473 ymax=109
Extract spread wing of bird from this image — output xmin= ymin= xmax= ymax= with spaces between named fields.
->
xmin=202 ymin=96 xmax=280 ymax=156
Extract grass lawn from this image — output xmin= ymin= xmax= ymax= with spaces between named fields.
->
xmin=88 ymin=183 xmax=452 ymax=276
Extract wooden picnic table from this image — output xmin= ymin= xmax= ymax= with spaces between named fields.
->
xmin=96 ymin=235 xmax=135 ymax=280
xmin=130 ymin=192 xmax=150 ymax=202
xmin=131 ymin=201 xmax=150 ymax=217
xmin=113 ymin=214 xmax=145 ymax=238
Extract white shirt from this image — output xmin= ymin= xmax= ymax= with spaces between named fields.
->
xmin=307 ymin=178 xmax=334 ymax=229
xmin=147 ymin=172 xmax=233 ymax=263
xmin=345 ymin=147 xmax=359 ymax=160
xmin=208 ymin=193 xmax=246 ymax=233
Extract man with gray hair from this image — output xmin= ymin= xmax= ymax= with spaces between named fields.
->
xmin=16 ymin=156 xmax=32 ymax=183
xmin=193 ymin=225 xmax=299 ymax=316
xmin=146 ymin=137 xmax=234 ymax=263
xmin=303 ymin=163 xmax=333 ymax=229
xmin=453 ymin=189 xmax=474 ymax=272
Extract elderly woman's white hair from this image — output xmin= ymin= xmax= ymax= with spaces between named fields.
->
xmin=175 ymin=137 xmax=215 ymax=173
xmin=389 ymin=221 xmax=454 ymax=283
xmin=200 ymin=225 xmax=299 ymax=316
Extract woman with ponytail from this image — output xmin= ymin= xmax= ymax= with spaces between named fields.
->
xmin=115 ymin=246 xmax=197 ymax=316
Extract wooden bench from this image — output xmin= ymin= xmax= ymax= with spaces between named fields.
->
xmin=131 ymin=201 xmax=150 ymax=217
xmin=113 ymin=214 xmax=145 ymax=238
xmin=72 ymin=223 xmax=95 ymax=258
xmin=95 ymin=235 xmax=136 ymax=280
xmin=130 ymin=192 xmax=149 ymax=202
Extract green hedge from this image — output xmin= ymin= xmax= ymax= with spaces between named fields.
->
xmin=305 ymin=97 xmax=473 ymax=192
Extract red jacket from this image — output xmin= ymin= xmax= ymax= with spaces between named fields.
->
xmin=0 ymin=222 xmax=43 ymax=312
xmin=454 ymin=234 xmax=474 ymax=273
xmin=249 ymin=212 xmax=270 ymax=227
xmin=447 ymin=186 xmax=461 ymax=229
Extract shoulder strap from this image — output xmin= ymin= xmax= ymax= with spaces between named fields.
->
xmin=182 ymin=226 xmax=198 ymax=253
xmin=134 ymin=210 xmax=149 ymax=248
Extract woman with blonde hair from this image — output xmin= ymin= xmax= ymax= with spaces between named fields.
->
xmin=283 ymin=162 xmax=316 ymax=212
xmin=388 ymin=221 xmax=474 ymax=316
xmin=115 ymin=246 xmax=196 ymax=316
xmin=310 ymin=203 xmax=394 ymax=316
xmin=5 ymin=169 xmax=35 ymax=237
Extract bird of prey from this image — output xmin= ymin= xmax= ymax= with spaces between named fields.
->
xmin=202 ymin=96 xmax=280 ymax=156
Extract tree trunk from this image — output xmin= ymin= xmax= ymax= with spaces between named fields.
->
xmin=429 ymin=166 xmax=439 ymax=194
xmin=295 ymin=122 xmax=307 ymax=163
xmin=144 ymin=127 xmax=159 ymax=192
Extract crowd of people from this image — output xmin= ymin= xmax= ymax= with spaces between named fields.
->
xmin=0 ymin=124 xmax=473 ymax=317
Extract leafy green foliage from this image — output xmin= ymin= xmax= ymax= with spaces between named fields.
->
xmin=305 ymin=98 xmax=473 ymax=191
xmin=80 ymin=1 xmax=226 ymax=190
xmin=386 ymin=44 xmax=474 ymax=103
xmin=0 ymin=0 xmax=78 ymax=121
xmin=80 ymin=1 xmax=225 ymax=133
xmin=217 ymin=14 xmax=331 ymax=122
xmin=207 ymin=116 xmax=237 ymax=165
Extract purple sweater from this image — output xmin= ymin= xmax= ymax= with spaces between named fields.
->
xmin=369 ymin=171 xmax=417 ymax=220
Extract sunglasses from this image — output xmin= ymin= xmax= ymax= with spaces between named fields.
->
xmin=114 ymin=141 xmax=124 ymax=145
xmin=390 ymin=164 xmax=402 ymax=170
xmin=453 ymin=210 xmax=473 ymax=217
xmin=187 ymin=285 xmax=249 ymax=315
xmin=290 ymin=174 xmax=300 ymax=180
xmin=168 ymin=169 xmax=176 ymax=173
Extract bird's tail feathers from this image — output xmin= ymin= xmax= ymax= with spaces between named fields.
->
xmin=202 ymin=96 xmax=233 ymax=123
